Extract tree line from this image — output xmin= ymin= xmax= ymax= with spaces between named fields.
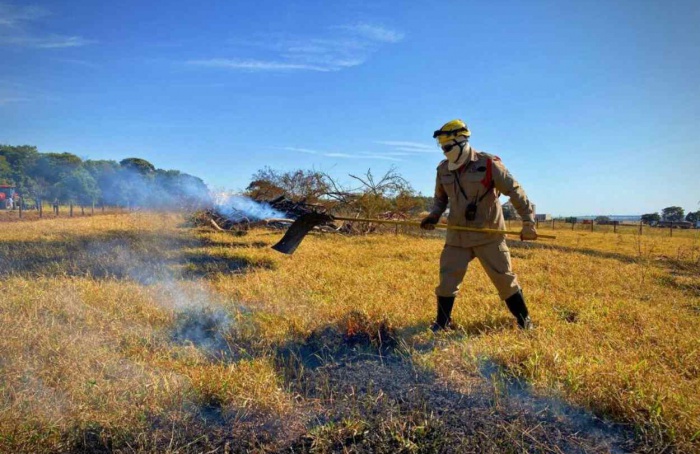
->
xmin=0 ymin=145 xmax=209 ymax=209
xmin=641 ymin=206 xmax=700 ymax=225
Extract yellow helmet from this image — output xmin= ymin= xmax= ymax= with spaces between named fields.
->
xmin=432 ymin=119 xmax=471 ymax=146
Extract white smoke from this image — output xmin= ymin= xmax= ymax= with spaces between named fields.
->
xmin=213 ymin=193 xmax=286 ymax=222
xmin=83 ymin=237 xmax=236 ymax=358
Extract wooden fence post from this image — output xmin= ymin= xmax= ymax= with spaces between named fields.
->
xmin=39 ymin=199 xmax=43 ymax=218
xmin=91 ymin=202 xmax=95 ymax=215
xmin=591 ymin=221 xmax=594 ymax=232
xmin=614 ymin=222 xmax=617 ymax=233
xmin=639 ymin=221 xmax=643 ymax=235
xmin=81 ymin=205 xmax=85 ymax=216
xmin=101 ymin=202 xmax=105 ymax=213
xmin=19 ymin=200 xmax=23 ymax=218
xmin=552 ymin=219 xmax=555 ymax=230
xmin=571 ymin=220 xmax=575 ymax=231
xmin=69 ymin=203 xmax=73 ymax=217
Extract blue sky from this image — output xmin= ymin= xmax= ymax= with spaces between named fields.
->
xmin=1 ymin=0 xmax=698 ymax=216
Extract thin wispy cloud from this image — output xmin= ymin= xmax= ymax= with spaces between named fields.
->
xmin=0 ymin=96 xmax=29 ymax=105
xmin=327 ymin=152 xmax=402 ymax=161
xmin=52 ymin=58 xmax=100 ymax=68
xmin=375 ymin=140 xmax=436 ymax=154
xmin=0 ymin=3 xmax=48 ymax=26
xmin=0 ymin=80 xmax=26 ymax=105
xmin=282 ymin=147 xmax=320 ymax=155
xmin=375 ymin=141 xmax=433 ymax=150
xmin=282 ymin=146 xmax=403 ymax=161
xmin=337 ymin=23 xmax=404 ymax=43
xmin=188 ymin=23 xmax=403 ymax=72
xmin=0 ymin=3 xmax=94 ymax=49
xmin=35 ymin=35 xmax=93 ymax=48
xmin=187 ymin=59 xmax=335 ymax=72
xmin=0 ymin=81 xmax=61 ymax=104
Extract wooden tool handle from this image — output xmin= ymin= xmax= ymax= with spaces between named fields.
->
xmin=333 ymin=216 xmax=557 ymax=240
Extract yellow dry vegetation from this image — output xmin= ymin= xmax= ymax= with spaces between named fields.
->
xmin=0 ymin=213 xmax=698 ymax=452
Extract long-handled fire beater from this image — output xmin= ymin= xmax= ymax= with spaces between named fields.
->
xmin=271 ymin=213 xmax=556 ymax=254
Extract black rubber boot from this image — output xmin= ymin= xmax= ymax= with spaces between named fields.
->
xmin=431 ymin=296 xmax=455 ymax=332
xmin=505 ymin=290 xmax=533 ymax=330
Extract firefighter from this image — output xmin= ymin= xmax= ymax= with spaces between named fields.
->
xmin=420 ymin=119 xmax=537 ymax=331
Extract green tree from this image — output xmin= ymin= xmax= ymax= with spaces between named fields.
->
xmin=84 ymin=159 xmax=120 ymax=178
xmin=0 ymin=145 xmax=40 ymax=194
xmin=120 ymin=158 xmax=156 ymax=175
xmin=84 ymin=159 xmax=122 ymax=205
xmin=414 ymin=195 xmax=434 ymax=213
xmin=1 ymin=145 xmax=211 ymax=210
xmin=34 ymin=152 xmax=82 ymax=179
xmin=641 ymin=212 xmax=661 ymax=224
xmin=0 ymin=155 xmax=11 ymax=184
xmin=155 ymin=170 xmax=210 ymax=208
xmin=686 ymin=211 xmax=699 ymax=224
xmin=662 ymin=206 xmax=684 ymax=222
xmin=594 ymin=215 xmax=611 ymax=224
xmin=32 ymin=152 xmax=84 ymax=199
xmin=54 ymin=168 xmax=100 ymax=204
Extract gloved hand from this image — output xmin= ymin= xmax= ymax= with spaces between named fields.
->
xmin=420 ymin=214 xmax=440 ymax=230
xmin=520 ymin=221 xmax=538 ymax=241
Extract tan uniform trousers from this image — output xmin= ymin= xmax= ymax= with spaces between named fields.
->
xmin=436 ymin=239 xmax=520 ymax=300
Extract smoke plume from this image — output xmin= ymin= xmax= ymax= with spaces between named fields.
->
xmin=213 ymin=193 xmax=286 ymax=222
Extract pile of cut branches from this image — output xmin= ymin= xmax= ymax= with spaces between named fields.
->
xmin=191 ymin=193 xmax=417 ymax=236
xmin=189 ymin=209 xmax=284 ymax=233
xmin=266 ymin=195 xmax=327 ymax=218
xmin=190 ymin=195 xmax=333 ymax=234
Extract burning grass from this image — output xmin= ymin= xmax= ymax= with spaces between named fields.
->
xmin=0 ymin=213 xmax=699 ymax=452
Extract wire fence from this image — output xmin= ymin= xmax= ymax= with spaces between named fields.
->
xmin=0 ymin=201 xmax=127 ymax=222
xmin=505 ymin=219 xmax=699 ymax=238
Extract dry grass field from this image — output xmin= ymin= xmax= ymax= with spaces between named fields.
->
xmin=1 ymin=213 xmax=699 ymax=453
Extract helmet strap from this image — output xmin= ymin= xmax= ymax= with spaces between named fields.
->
xmin=452 ymin=139 xmax=467 ymax=163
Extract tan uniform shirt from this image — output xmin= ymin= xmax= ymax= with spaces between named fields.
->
xmin=430 ymin=148 xmax=534 ymax=248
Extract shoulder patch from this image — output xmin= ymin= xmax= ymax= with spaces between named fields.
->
xmin=437 ymin=159 xmax=448 ymax=170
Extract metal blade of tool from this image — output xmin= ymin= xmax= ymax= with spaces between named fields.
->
xmin=271 ymin=212 xmax=334 ymax=254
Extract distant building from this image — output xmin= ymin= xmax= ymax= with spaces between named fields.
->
xmin=503 ymin=201 xmax=550 ymax=221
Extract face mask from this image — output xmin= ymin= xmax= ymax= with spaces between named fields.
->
xmin=442 ymin=140 xmax=467 ymax=163
xmin=443 ymin=140 xmax=471 ymax=170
